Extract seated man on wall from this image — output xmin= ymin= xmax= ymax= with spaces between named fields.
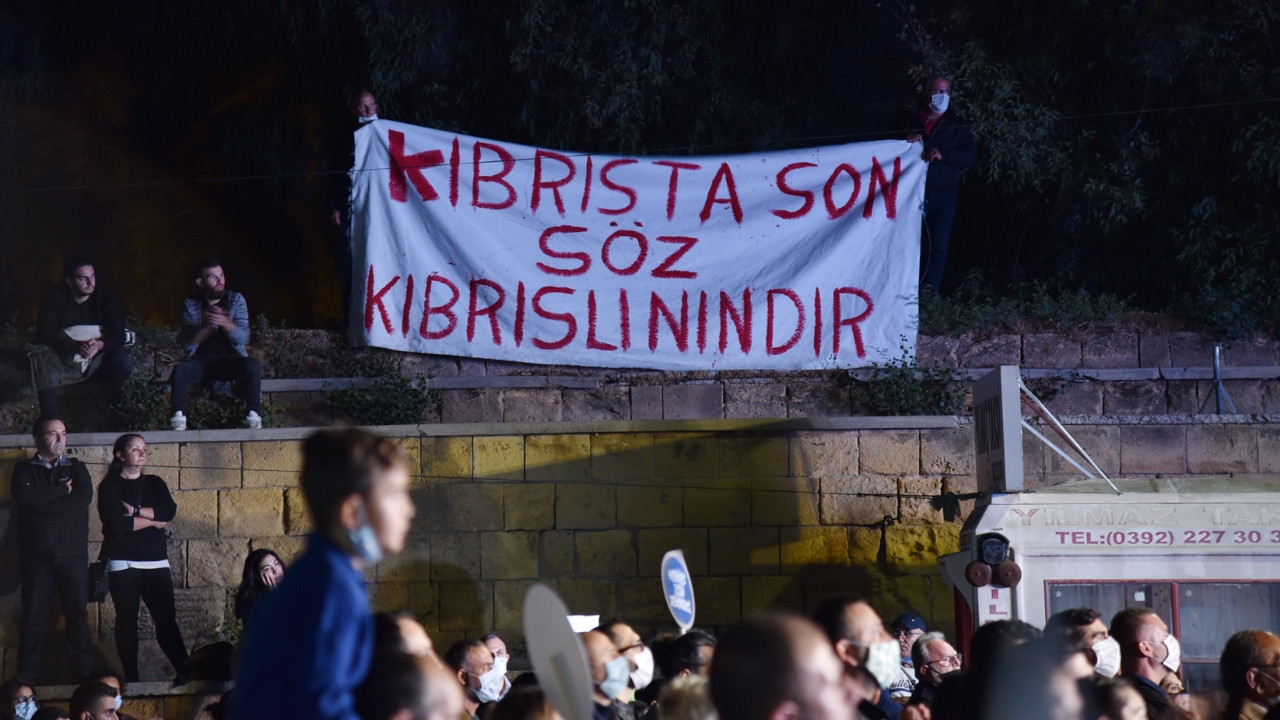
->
xmin=170 ymin=258 xmax=262 ymax=431
xmin=29 ymin=256 xmax=132 ymax=419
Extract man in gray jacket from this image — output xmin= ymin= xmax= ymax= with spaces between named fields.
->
xmin=170 ymin=258 xmax=262 ymax=430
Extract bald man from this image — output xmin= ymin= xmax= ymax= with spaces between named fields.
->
xmin=581 ymin=629 xmax=632 ymax=720
xmin=1111 ymin=608 xmax=1183 ymax=720
xmin=1220 ymin=630 xmax=1280 ymax=720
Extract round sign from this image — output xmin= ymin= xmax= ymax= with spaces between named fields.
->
xmin=660 ymin=549 xmax=696 ymax=632
xmin=523 ymin=584 xmax=594 ymax=720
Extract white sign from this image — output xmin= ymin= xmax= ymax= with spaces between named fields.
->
xmin=523 ymin=584 xmax=594 ymax=720
xmin=349 ymin=121 xmax=927 ymax=370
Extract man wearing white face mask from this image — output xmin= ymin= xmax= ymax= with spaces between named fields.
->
xmin=443 ymin=639 xmax=505 ymax=719
xmin=1045 ymin=607 xmax=1122 ymax=678
xmin=1219 ymin=630 xmax=1280 ymax=720
xmin=480 ymin=633 xmax=512 ymax=701
xmin=1111 ymin=608 xmax=1184 ymax=720
xmin=582 ymin=630 xmax=634 ymax=720
xmin=894 ymin=75 xmax=978 ymax=295
xmin=604 ymin=621 xmax=657 ymax=707
xmin=812 ymin=597 xmax=903 ymax=719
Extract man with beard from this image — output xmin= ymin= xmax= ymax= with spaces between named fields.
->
xmin=169 ymin=258 xmax=262 ymax=430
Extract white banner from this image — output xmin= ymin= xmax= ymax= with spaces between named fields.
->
xmin=349 ymin=120 xmax=925 ymax=370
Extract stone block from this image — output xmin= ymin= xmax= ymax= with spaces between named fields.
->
xmin=1047 ymin=425 xmax=1120 ymax=476
xmin=376 ymin=534 xmax=432 ymax=582
xmin=871 ymin=574 xmax=932 ymax=620
xmin=186 ymin=538 xmax=248 ymax=587
xmin=617 ymin=578 xmax=669 ymax=624
xmin=742 ymin=576 xmax=799 ymax=614
xmin=709 ymin=527 xmax=779 ymax=576
xmin=493 ymin=580 xmax=539 ymax=629
xmin=885 ymin=525 xmax=958 ymax=574
xmin=1168 ymin=333 xmax=1217 ymax=367
xmin=541 ymin=531 xmax=575 ymax=577
xmin=421 ymin=436 xmax=473 ymax=480
xmin=556 ymin=483 xmax=616 ymax=529
xmin=564 ymin=387 xmax=632 ymax=422
xmin=411 ymin=484 xmax=451 ymax=536
xmin=719 ymin=436 xmax=788 ymax=478
xmin=859 ymin=430 xmax=919 ymax=475
xmin=407 ymin=582 xmax=439 ymax=626
xmin=440 ymin=389 xmax=503 ymax=424
xmin=920 ymin=428 xmax=975 ymax=475
xmin=1260 ymin=428 xmax=1280 ymax=474
xmin=1187 ymin=425 xmax=1256 ymax=474
xmin=167 ymin=490 xmax=218 ymax=540
xmin=481 ymin=531 xmax=539 ymax=580
xmin=617 ymin=486 xmax=683 ymax=528
xmin=251 ymin=534 xmax=307 ymax=565
xmin=1043 ymin=381 xmax=1103 ymax=416
xmin=653 ymin=433 xmax=717 ymax=482
xmin=1022 ymin=428 xmax=1046 ymax=478
xmin=576 ymin=530 xmax=636 ymax=577
xmin=790 ymin=432 xmax=859 ymax=478
xmin=145 ymin=443 xmax=180 ymax=474
xmin=1139 ymin=333 xmax=1171 ymax=367
xmin=219 ymin=488 xmax=285 ymax=538
xmin=724 ymin=383 xmax=787 ymax=419
xmin=663 ymin=384 xmax=723 ymax=420
xmin=526 ymin=434 xmax=591 ymax=481
xmin=1220 ymin=380 xmax=1265 ymax=414
xmin=370 ymin=582 xmax=410 ymax=614
xmin=1103 ymin=380 xmax=1167 ymax=415
xmin=849 ymin=527 xmax=881 ymax=568
xmin=1082 ymin=333 xmax=1139 ymax=369
xmin=430 ymin=531 xmax=481 ymax=582
xmin=439 ymin=580 xmax=493 ymax=631
xmin=591 ymin=433 xmax=654 ymax=483
xmin=503 ymin=389 xmax=564 ymax=423
xmin=473 ymin=436 xmax=524 ymax=481
xmin=284 ymin=487 xmax=312 ymax=535
xmin=558 ymin=579 xmax=617 ymax=618
xmin=684 ymin=488 xmax=751 ymax=527
xmin=820 ymin=477 xmax=898 ymax=525
xmin=1166 ymin=381 xmax=1200 ymax=415
xmin=779 ymin=527 xmax=850 ymax=571
xmin=1223 ymin=338 xmax=1280 ymax=366
xmin=178 ymin=442 xmax=242 ymax=490
xmin=241 ymin=441 xmax=302 ymax=489
xmin=696 ymin=577 xmax=742 ymax=624
xmin=638 ymin=528 xmax=708 ymax=577
xmin=450 ymin=484 xmax=504 ymax=532
xmin=899 ymin=477 xmax=943 ymax=524
xmin=505 ymin=483 xmax=555 ymax=530
xmin=752 ymin=489 xmax=819 ymax=527
xmin=1022 ymin=333 xmax=1082 ymax=368
xmin=786 ymin=380 xmax=851 ymax=417
xmin=958 ymin=334 xmax=1020 ymax=368
xmin=917 ymin=335 xmax=959 ymax=367
xmin=631 ymin=385 xmax=663 ymax=420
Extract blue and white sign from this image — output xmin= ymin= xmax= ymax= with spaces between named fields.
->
xmin=661 ymin=549 xmax=696 ymax=632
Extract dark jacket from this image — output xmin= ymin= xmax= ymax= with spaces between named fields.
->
xmin=36 ymin=283 xmax=128 ymax=354
xmin=895 ymin=108 xmax=978 ymax=193
xmin=11 ymin=455 xmax=92 ymax=560
xmin=97 ymin=471 xmax=177 ymax=562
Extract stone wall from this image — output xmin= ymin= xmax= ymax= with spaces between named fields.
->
xmin=3 ymin=415 xmax=1279 ymax=681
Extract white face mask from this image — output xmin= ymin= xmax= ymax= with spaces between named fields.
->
xmin=357 ymin=114 xmax=378 ymax=124
xmin=473 ymin=664 xmax=507 ymax=704
xmin=1092 ymin=636 xmax=1121 ymax=678
xmin=14 ymin=700 xmax=36 ymax=720
xmin=929 ymin=93 xmax=950 ymax=114
xmin=1160 ymin=634 xmax=1181 ymax=672
xmin=630 ymin=646 xmax=655 ymax=690
xmin=865 ymin=640 xmax=902 ymax=688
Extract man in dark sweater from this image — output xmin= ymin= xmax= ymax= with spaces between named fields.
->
xmin=10 ymin=415 xmax=94 ymax=684
xmin=31 ymin=257 xmax=133 ymax=417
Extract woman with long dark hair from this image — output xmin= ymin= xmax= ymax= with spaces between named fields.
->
xmin=234 ymin=548 xmax=285 ymax=622
xmin=97 ymin=433 xmax=189 ymax=683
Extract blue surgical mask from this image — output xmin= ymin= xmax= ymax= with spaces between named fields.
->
xmin=14 ymin=698 xmax=36 ymax=720
xmin=115 ymin=693 xmax=124 ymax=710
xmin=600 ymin=655 xmax=631 ymax=700
xmin=348 ymin=503 xmax=383 ymax=564
xmin=929 ymin=93 xmax=950 ymax=114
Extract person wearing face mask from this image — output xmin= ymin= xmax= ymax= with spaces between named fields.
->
xmin=444 ymin=639 xmax=506 ymax=719
xmin=83 ymin=673 xmax=137 ymax=720
xmin=906 ymin=632 xmax=961 ymax=710
xmin=1220 ymin=630 xmax=1280 ymax=720
xmin=480 ymin=634 xmax=513 ymax=702
xmin=231 ymin=428 xmax=417 ymax=720
xmin=811 ymin=596 xmax=903 ymax=719
xmin=893 ymin=75 xmax=978 ymax=295
xmin=1110 ymin=608 xmax=1186 ymax=720
xmin=1045 ymin=607 xmax=1122 ymax=679
xmin=602 ymin=622 xmax=657 ymax=719
xmin=3 ymin=679 xmax=38 ymax=720
xmin=581 ymin=630 xmax=634 ymax=720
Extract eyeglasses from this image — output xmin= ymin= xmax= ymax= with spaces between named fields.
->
xmin=14 ymin=696 xmax=35 ymax=707
xmin=893 ymin=629 xmax=923 ymax=639
xmin=927 ymin=653 xmax=962 ymax=669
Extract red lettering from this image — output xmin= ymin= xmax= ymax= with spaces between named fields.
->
xmin=401 ymin=275 xmax=414 ymax=337
xmin=598 ymin=159 xmax=638 ymax=215
xmin=449 ymin=137 xmax=460 ymax=207
xmin=364 ymin=265 xmax=400 ymax=334
xmin=652 ymin=236 xmax=698 ymax=279
xmin=649 ymin=291 xmax=690 ymax=352
xmin=696 ymin=291 xmax=708 ymax=353
xmin=536 ymin=226 xmax=591 ymax=276
xmin=531 ymin=287 xmax=577 ymax=350
xmin=813 ymin=288 xmax=822 ymax=357
xmin=823 ymin=163 xmax=861 ymax=219
xmin=601 ymin=230 xmax=647 ymax=276
xmin=766 ymin=289 xmax=805 ymax=355
xmin=586 ymin=291 xmax=617 ymax=351
xmin=654 ymin=160 xmax=701 ymax=220
xmin=862 ymin=156 xmax=900 ymax=220
xmin=388 ymin=130 xmax=444 ymax=203
xmin=832 ymin=287 xmax=873 ymax=358
xmin=698 ymin=163 xmax=744 ymax=224
xmin=532 ymin=149 xmax=576 ymax=216
xmin=471 ymin=141 xmax=517 ymax=210
xmin=580 ymin=156 xmax=593 ymax=213
xmin=620 ymin=289 xmax=631 ymax=351
xmin=420 ymin=274 xmax=459 ymax=340
xmin=719 ymin=290 xmax=752 ymax=354
xmin=467 ymin=278 xmax=505 ymax=344
xmin=515 ymin=282 xmax=526 ymax=347
xmin=772 ymin=162 xmax=817 ymax=219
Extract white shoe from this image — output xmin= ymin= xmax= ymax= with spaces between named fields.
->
xmin=245 ymin=411 xmax=263 ymax=429
xmin=169 ymin=412 xmax=187 ymax=432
